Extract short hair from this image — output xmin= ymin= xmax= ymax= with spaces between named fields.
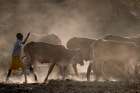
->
xmin=16 ymin=33 xmax=23 ymax=40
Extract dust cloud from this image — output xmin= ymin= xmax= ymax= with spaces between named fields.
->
xmin=0 ymin=0 xmax=140 ymax=83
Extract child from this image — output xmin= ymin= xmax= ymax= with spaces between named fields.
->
xmin=6 ymin=32 xmax=30 ymax=82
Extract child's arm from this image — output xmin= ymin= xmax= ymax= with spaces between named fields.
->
xmin=22 ymin=32 xmax=30 ymax=44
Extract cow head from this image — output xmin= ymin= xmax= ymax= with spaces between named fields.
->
xmin=71 ymin=49 xmax=84 ymax=66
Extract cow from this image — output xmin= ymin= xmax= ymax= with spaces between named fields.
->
xmin=39 ymin=34 xmax=62 ymax=45
xmin=103 ymin=35 xmax=138 ymax=45
xmin=18 ymin=34 xmax=62 ymax=81
xmin=38 ymin=33 xmax=62 ymax=76
xmin=23 ymin=42 xmax=84 ymax=83
xmin=67 ymin=37 xmax=96 ymax=61
xmin=87 ymin=39 xmax=140 ymax=81
xmin=66 ymin=37 xmax=96 ymax=76
xmin=87 ymin=35 xmax=137 ymax=81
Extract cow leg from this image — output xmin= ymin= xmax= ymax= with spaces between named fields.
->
xmin=126 ymin=62 xmax=136 ymax=82
xmin=135 ymin=64 xmax=140 ymax=80
xmin=30 ymin=65 xmax=38 ymax=81
xmin=24 ymin=55 xmax=36 ymax=83
xmin=59 ymin=65 xmax=67 ymax=80
xmin=63 ymin=65 xmax=68 ymax=80
xmin=94 ymin=62 xmax=101 ymax=81
xmin=44 ymin=63 xmax=56 ymax=83
xmin=29 ymin=56 xmax=38 ymax=81
xmin=87 ymin=63 xmax=92 ymax=81
xmin=60 ymin=65 xmax=66 ymax=80
xmin=72 ymin=64 xmax=79 ymax=76
xmin=101 ymin=61 xmax=109 ymax=81
xmin=5 ymin=69 xmax=12 ymax=82
xmin=22 ymin=66 xmax=27 ymax=84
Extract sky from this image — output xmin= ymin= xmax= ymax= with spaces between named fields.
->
xmin=0 ymin=0 xmax=140 ymax=81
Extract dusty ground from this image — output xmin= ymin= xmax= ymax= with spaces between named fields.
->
xmin=0 ymin=80 xmax=140 ymax=93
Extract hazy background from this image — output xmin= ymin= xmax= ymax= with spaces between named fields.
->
xmin=0 ymin=0 xmax=140 ymax=82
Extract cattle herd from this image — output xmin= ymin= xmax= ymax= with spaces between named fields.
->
xmin=13 ymin=34 xmax=140 ymax=83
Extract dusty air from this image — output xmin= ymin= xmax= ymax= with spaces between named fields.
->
xmin=0 ymin=0 xmax=140 ymax=93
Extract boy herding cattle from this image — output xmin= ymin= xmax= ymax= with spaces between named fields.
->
xmin=6 ymin=32 xmax=30 ymax=83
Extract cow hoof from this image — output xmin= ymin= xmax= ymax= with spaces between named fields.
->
xmin=43 ymin=80 xmax=47 ymax=84
xmin=35 ymin=77 xmax=38 ymax=82
xmin=35 ymin=79 xmax=38 ymax=82
xmin=23 ymin=81 xmax=27 ymax=84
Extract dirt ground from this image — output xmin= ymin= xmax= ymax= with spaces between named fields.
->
xmin=0 ymin=80 xmax=140 ymax=93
